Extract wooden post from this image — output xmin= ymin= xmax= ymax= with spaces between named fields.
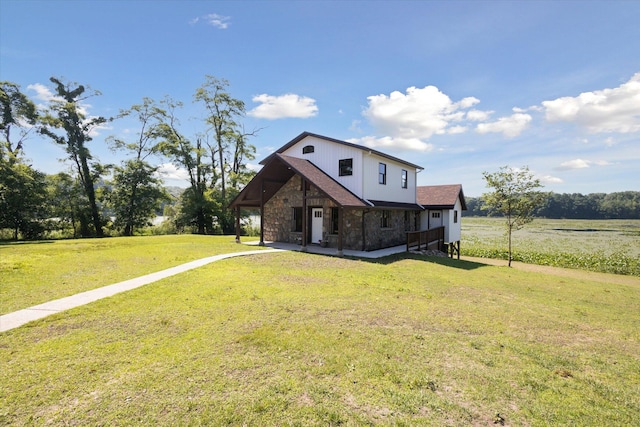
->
xmin=259 ymin=180 xmax=265 ymax=246
xmin=301 ymin=177 xmax=308 ymax=252
xmin=337 ymin=207 xmax=344 ymax=257
xmin=235 ymin=206 xmax=241 ymax=243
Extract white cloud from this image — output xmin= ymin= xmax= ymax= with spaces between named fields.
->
xmin=347 ymin=136 xmax=433 ymax=152
xmin=560 ymin=159 xmax=591 ymax=170
xmin=466 ymin=109 xmax=493 ymax=121
xmin=248 ymin=93 xmax=318 ymax=119
xmin=604 ymin=136 xmax=616 ymax=146
xmin=27 ymin=83 xmax=59 ymax=102
xmin=156 ymin=163 xmax=190 ymax=181
xmin=542 ymin=72 xmax=640 ymax=133
xmin=475 ymin=113 xmax=532 ymax=138
xmin=362 ymin=86 xmax=486 ymax=140
xmin=190 ymin=13 xmax=231 ymax=29
xmin=540 ymin=175 xmax=564 ymax=184
xmin=557 ymin=158 xmax=611 ymax=171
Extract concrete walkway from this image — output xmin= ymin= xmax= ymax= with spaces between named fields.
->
xmin=0 ymin=249 xmax=284 ymax=333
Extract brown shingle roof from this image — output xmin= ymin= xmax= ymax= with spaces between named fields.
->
xmin=229 ymin=153 xmax=368 ymax=208
xmin=416 ymin=184 xmax=466 ymax=210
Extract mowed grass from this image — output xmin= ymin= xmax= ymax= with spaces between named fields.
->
xmin=2 ymin=250 xmax=639 ymax=426
xmin=0 ymin=235 xmax=259 ymax=314
xmin=462 ymin=218 xmax=640 ymax=276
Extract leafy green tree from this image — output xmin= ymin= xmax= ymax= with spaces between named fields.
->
xmin=38 ymin=77 xmax=108 ymax=237
xmin=194 ymin=76 xmax=257 ymax=234
xmin=155 ymin=98 xmax=215 ymax=234
xmin=45 ymin=172 xmax=91 ymax=238
xmin=108 ymin=98 xmax=169 ymax=235
xmin=481 ymin=166 xmax=548 ymax=266
xmin=0 ymin=161 xmax=48 ymax=239
xmin=1 ymin=81 xmax=38 ymax=159
xmin=109 ymin=160 xmax=168 ymax=235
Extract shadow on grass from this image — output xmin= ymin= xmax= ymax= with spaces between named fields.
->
xmin=348 ymin=252 xmax=490 ymax=270
xmin=0 ymin=240 xmax=56 ymax=248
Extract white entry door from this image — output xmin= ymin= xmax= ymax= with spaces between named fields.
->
xmin=311 ymin=208 xmax=323 ymax=243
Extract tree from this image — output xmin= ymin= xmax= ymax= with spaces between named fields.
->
xmin=194 ymin=76 xmax=257 ymax=234
xmin=107 ymin=98 xmax=169 ymax=235
xmin=1 ymin=81 xmax=38 ymax=160
xmin=0 ymin=160 xmax=48 ymax=239
xmin=45 ymin=172 xmax=91 ymax=238
xmin=155 ymin=98 xmax=215 ymax=234
xmin=481 ymin=166 xmax=548 ymax=266
xmin=39 ymin=77 xmax=108 ymax=237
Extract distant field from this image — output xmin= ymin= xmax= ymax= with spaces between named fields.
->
xmin=461 ymin=217 xmax=640 ymax=276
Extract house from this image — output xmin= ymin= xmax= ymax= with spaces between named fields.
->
xmin=230 ymin=132 xmax=465 ymax=255
xmin=416 ymin=184 xmax=467 ymax=257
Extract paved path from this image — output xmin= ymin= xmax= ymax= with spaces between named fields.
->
xmin=0 ymin=249 xmax=284 ymax=333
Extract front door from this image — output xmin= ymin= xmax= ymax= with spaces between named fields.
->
xmin=311 ymin=208 xmax=323 ymax=244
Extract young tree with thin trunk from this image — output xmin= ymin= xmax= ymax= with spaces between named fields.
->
xmin=39 ymin=77 xmax=108 ymax=237
xmin=481 ymin=166 xmax=548 ymax=267
xmin=107 ymin=98 xmax=169 ymax=236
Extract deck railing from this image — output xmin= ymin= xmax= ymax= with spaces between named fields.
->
xmin=406 ymin=226 xmax=445 ymax=252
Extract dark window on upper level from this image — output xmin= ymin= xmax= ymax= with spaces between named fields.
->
xmin=401 ymin=169 xmax=408 ymax=188
xmin=339 ymin=158 xmax=353 ymax=176
xmin=302 ymin=145 xmax=314 ymax=154
xmin=379 ymin=163 xmax=387 ymax=185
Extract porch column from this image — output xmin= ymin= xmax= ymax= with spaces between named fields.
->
xmin=259 ymin=180 xmax=265 ymax=246
xmin=337 ymin=206 xmax=344 ymax=257
xmin=301 ymin=177 xmax=308 ymax=252
xmin=235 ymin=206 xmax=241 ymax=243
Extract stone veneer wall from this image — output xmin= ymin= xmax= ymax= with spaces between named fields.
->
xmin=263 ymin=174 xmax=421 ymax=251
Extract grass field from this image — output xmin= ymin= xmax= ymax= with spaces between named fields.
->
xmin=461 ymin=218 xmax=640 ymax=276
xmin=1 ymin=237 xmax=639 ymax=426
xmin=0 ymin=235 xmax=260 ymax=315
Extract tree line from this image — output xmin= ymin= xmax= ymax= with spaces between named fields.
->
xmin=1 ymin=76 xmax=257 ymax=240
xmin=465 ymin=191 xmax=640 ymax=219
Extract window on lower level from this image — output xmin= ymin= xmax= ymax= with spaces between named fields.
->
xmin=454 ymin=210 xmax=458 ymax=223
xmin=431 ymin=212 xmax=441 ymax=219
xmin=293 ymin=207 xmax=303 ymax=232
xmin=381 ymin=210 xmax=390 ymax=228
xmin=331 ymin=207 xmax=339 ymax=234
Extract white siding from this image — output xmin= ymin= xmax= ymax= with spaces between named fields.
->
xmin=362 ymin=153 xmax=417 ymax=203
xmin=446 ymin=198 xmax=463 ymax=242
xmin=281 ymin=135 xmax=364 ymax=198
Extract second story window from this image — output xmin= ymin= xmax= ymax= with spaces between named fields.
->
xmin=401 ymin=169 xmax=408 ymax=188
xmin=302 ymin=145 xmax=314 ymax=154
xmin=339 ymin=158 xmax=353 ymax=176
xmin=379 ymin=163 xmax=386 ymax=185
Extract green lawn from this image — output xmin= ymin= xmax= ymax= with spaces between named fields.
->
xmin=0 ymin=235 xmax=260 ymax=314
xmin=2 ymin=242 xmax=639 ymax=426
xmin=462 ymin=218 xmax=640 ymax=276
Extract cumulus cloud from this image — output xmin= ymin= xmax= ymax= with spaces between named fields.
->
xmin=539 ymin=175 xmax=564 ymax=184
xmin=475 ymin=113 xmax=532 ymax=138
xmin=27 ymin=83 xmax=59 ymax=103
xmin=190 ymin=13 xmax=231 ymax=29
xmin=347 ymin=136 xmax=433 ymax=152
xmin=466 ymin=109 xmax=493 ymax=121
xmin=362 ymin=85 xmax=484 ymax=140
xmin=155 ymin=163 xmax=190 ymax=181
xmin=248 ymin=93 xmax=318 ymax=119
xmin=557 ymin=158 xmax=611 ymax=171
xmin=542 ymin=72 xmax=640 ymax=133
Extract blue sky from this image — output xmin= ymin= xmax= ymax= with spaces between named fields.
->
xmin=1 ymin=0 xmax=639 ymax=196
